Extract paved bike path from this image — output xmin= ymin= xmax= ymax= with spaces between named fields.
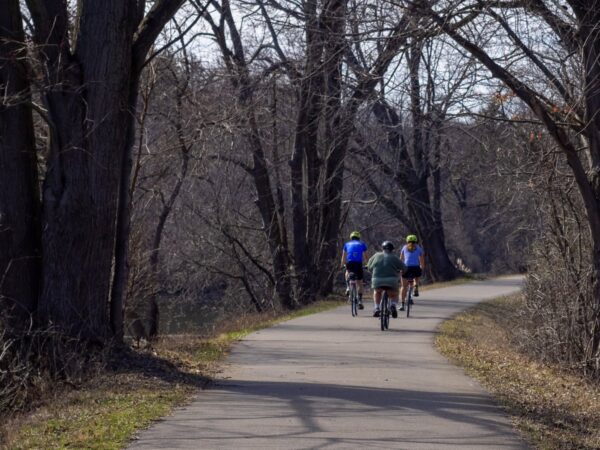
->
xmin=130 ymin=276 xmax=528 ymax=449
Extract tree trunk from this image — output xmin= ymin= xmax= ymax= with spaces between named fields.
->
xmin=0 ymin=0 xmax=41 ymax=329
xmin=407 ymin=188 xmax=458 ymax=281
xmin=371 ymin=100 xmax=458 ymax=281
xmin=580 ymin=10 xmax=600 ymax=365
xmin=317 ymin=0 xmax=345 ymax=295
xmin=146 ymin=97 xmax=191 ymax=339
xmin=35 ymin=1 xmax=134 ymax=341
xmin=110 ymin=0 xmax=187 ymax=342
xmin=249 ymin=125 xmax=295 ymax=309
xmin=432 ymin=131 xmax=444 ymax=235
xmin=290 ymin=0 xmax=323 ymax=304
xmin=110 ymin=82 xmax=139 ymax=344
xmin=205 ymin=3 xmax=295 ymax=310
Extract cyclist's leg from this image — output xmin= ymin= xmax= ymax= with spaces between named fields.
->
xmin=373 ymin=288 xmax=382 ymax=307
xmin=347 ymin=262 xmax=364 ymax=306
xmin=344 ymin=268 xmax=349 ymax=294
xmin=388 ymin=288 xmax=399 ymax=317
xmin=357 ymin=279 xmax=364 ymax=308
xmin=373 ymin=288 xmax=383 ymax=316
xmin=356 ymin=265 xmax=365 ymax=307
xmin=412 ymin=267 xmax=422 ymax=296
xmin=401 ymin=277 xmax=409 ymax=303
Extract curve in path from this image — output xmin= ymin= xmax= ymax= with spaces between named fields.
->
xmin=130 ymin=276 xmax=529 ymax=449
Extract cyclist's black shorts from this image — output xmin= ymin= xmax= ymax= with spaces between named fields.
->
xmin=402 ymin=266 xmax=422 ymax=279
xmin=345 ymin=261 xmax=364 ymax=280
xmin=378 ymin=285 xmax=396 ymax=291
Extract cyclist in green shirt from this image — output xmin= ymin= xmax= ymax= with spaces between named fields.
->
xmin=367 ymin=241 xmax=405 ymax=318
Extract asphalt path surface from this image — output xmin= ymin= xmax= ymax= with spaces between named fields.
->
xmin=130 ymin=276 xmax=528 ymax=449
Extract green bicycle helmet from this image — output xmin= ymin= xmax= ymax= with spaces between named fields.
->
xmin=406 ymin=234 xmax=418 ymax=243
xmin=349 ymin=231 xmax=361 ymax=240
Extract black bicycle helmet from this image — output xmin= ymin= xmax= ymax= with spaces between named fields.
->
xmin=381 ymin=241 xmax=394 ymax=251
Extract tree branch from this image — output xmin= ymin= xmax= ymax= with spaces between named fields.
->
xmin=133 ymin=0 xmax=188 ymax=73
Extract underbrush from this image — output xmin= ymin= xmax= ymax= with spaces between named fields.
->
xmin=521 ymin=184 xmax=600 ymax=379
xmin=436 ymin=294 xmax=600 ymax=449
xmin=523 ymin=256 xmax=599 ymax=377
xmin=0 ymin=323 xmax=108 ymax=437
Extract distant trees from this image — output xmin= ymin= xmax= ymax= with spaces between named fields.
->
xmin=128 ymin=47 xmax=209 ymax=338
xmin=348 ymin=33 xmax=474 ymax=281
xmin=196 ymin=0 xmax=424 ymax=306
xmin=442 ymin=113 xmax=536 ymax=274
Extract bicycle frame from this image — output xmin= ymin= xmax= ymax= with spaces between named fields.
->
xmin=348 ymin=272 xmax=359 ymax=317
xmin=405 ymin=278 xmax=414 ymax=318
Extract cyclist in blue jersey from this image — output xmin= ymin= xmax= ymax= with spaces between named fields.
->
xmin=340 ymin=231 xmax=368 ymax=309
xmin=400 ymin=234 xmax=425 ymax=311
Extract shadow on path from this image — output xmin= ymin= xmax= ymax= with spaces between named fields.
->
xmin=139 ymin=379 xmax=526 ymax=449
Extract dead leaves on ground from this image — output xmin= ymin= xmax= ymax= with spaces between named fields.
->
xmin=436 ymin=295 xmax=600 ymax=449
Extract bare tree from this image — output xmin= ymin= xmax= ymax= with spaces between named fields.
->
xmin=142 ymin=50 xmax=205 ymax=338
xmin=197 ymin=0 xmax=417 ymax=306
xmin=348 ymin=30 xmax=474 ymax=280
xmin=417 ymin=0 xmax=600 ymax=372
xmin=0 ymin=1 xmax=189 ymax=342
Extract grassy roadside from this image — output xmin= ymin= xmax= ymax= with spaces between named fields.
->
xmin=2 ymin=298 xmax=344 ymax=450
xmin=435 ymin=294 xmax=600 ymax=449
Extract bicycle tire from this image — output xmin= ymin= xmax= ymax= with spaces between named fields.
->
xmin=407 ymin=285 xmax=412 ymax=318
xmin=351 ymin=284 xmax=358 ymax=317
xmin=381 ymin=292 xmax=389 ymax=330
xmin=384 ymin=301 xmax=390 ymax=330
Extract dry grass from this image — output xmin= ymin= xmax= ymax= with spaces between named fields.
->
xmin=436 ymin=294 xmax=600 ymax=449
xmin=1 ymin=346 xmax=202 ymax=450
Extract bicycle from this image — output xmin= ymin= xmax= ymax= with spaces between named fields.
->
xmin=404 ymin=278 xmax=415 ymax=318
xmin=347 ymin=272 xmax=360 ymax=317
xmin=380 ymin=291 xmax=390 ymax=330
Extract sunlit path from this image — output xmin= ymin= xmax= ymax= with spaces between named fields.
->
xmin=129 ymin=277 xmax=528 ymax=449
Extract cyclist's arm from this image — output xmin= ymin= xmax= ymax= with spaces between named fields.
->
xmin=340 ymin=250 xmax=347 ymax=268
xmin=366 ymin=254 xmax=375 ymax=271
xmin=396 ymin=257 xmax=405 ymax=274
xmin=419 ymin=253 xmax=425 ymax=269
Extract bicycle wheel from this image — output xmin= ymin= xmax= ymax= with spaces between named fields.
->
xmin=406 ymin=285 xmax=412 ymax=318
xmin=384 ymin=297 xmax=390 ymax=329
xmin=380 ymin=292 xmax=389 ymax=331
xmin=351 ymin=284 xmax=358 ymax=317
